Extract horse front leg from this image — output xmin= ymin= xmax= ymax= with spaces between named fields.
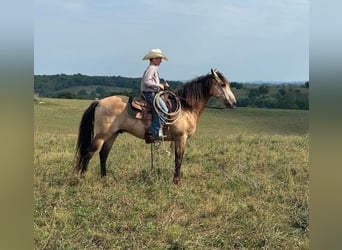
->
xmin=173 ymin=136 xmax=187 ymax=185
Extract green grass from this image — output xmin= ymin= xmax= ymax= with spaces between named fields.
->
xmin=34 ymin=98 xmax=309 ymax=249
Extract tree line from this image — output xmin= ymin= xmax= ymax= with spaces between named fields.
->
xmin=34 ymin=74 xmax=308 ymax=110
xmin=34 ymin=73 xmax=182 ymax=98
xmin=237 ymin=84 xmax=309 ymax=110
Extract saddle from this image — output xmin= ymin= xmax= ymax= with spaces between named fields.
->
xmin=127 ymin=92 xmax=179 ymax=144
xmin=127 ymin=93 xmax=177 ymax=121
xmin=127 ymin=96 xmax=155 ymax=143
xmin=127 ymin=96 xmax=152 ymax=120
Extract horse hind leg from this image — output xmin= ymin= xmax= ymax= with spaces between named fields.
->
xmin=99 ymin=133 xmax=119 ymax=177
xmin=78 ymin=137 xmax=104 ymax=176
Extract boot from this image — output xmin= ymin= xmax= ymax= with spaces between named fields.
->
xmin=145 ymin=132 xmax=158 ymax=143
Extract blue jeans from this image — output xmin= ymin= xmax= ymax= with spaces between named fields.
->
xmin=143 ymin=91 xmax=168 ymax=136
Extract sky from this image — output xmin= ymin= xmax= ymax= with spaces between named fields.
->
xmin=34 ymin=0 xmax=309 ymax=82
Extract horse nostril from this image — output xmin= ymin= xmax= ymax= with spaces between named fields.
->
xmin=228 ymin=102 xmax=236 ymax=109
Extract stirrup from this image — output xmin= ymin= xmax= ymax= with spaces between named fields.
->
xmin=158 ymin=128 xmax=166 ymax=138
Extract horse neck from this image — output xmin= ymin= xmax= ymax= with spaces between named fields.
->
xmin=191 ymin=97 xmax=210 ymax=116
xmin=177 ymin=76 xmax=212 ymax=116
xmin=178 ymin=90 xmax=211 ymax=116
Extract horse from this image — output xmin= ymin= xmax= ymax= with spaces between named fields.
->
xmin=74 ymin=69 xmax=236 ymax=185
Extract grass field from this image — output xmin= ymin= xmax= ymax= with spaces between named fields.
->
xmin=34 ymin=98 xmax=309 ymax=249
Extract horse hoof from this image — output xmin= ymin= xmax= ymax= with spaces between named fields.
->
xmin=173 ymin=177 xmax=181 ymax=185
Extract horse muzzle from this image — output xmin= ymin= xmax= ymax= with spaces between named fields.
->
xmin=225 ymin=100 xmax=236 ymax=109
xmin=226 ymin=103 xmax=236 ymax=109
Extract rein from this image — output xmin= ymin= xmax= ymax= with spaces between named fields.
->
xmin=204 ymin=105 xmax=225 ymax=109
xmin=154 ymin=74 xmax=227 ymax=123
xmin=166 ymin=88 xmax=225 ymax=110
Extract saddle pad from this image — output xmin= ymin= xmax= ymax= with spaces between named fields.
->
xmin=127 ymin=96 xmax=152 ymax=120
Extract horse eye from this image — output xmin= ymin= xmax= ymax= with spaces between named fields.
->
xmin=221 ymin=83 xmax=226 ymax=87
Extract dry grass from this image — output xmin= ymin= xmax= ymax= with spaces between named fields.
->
xmin=34 ymin=98 xmax=309 ymax=249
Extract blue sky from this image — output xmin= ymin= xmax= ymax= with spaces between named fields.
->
xmin=34 ymin=0 xmax=308 ymax=82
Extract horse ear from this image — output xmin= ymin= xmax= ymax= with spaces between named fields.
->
xmin=211 ymin=68 xmax=218 ymax=79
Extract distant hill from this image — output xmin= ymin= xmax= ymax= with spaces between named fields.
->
xmin=245 ymin=80 xmax=307 ymax=85
xmin=34 ymin=74 xmax=309 ymax=110
xmin=34 ymin=73 xmax=183 ymax=99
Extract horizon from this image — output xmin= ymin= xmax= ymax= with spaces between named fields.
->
xmin=34 ymin=72 xmax=308 ymax=84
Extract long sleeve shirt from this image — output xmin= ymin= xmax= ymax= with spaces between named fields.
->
xmin=140 ymin=65 xmax=161 ymax=92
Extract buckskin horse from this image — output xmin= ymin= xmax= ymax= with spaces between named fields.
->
xmin=74 ymin=69 xmax=236 ymax=185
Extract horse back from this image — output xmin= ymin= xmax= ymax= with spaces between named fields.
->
xmin=97 ymin=95 xmax=129 ymax=113
xmin=92 ymin=95 xmax=129 ymax=129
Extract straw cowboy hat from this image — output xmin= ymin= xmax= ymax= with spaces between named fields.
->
xmin=143 ymin=48 xmax=168 ymax=61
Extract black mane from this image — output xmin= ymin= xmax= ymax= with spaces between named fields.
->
xmin=176 ymin=73 xmax=213 ymax=109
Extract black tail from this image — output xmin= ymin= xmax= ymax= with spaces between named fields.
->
xmin=75 ymin=100 xmax=99 ymax=173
